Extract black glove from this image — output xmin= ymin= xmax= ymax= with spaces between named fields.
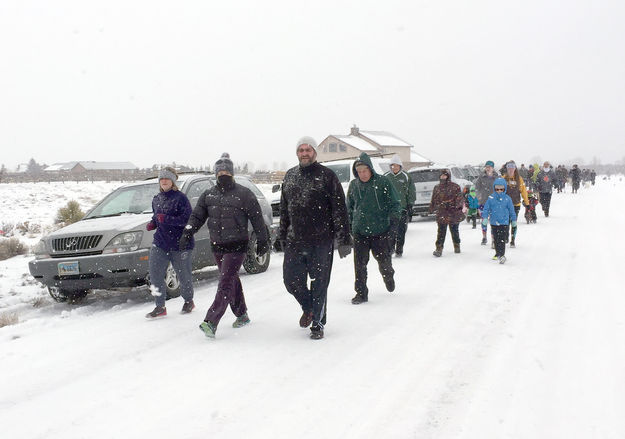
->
xmin=178 ymin=229 xmax=193 ymax=251
xmin=256 ymin=240 xmax=269 ymax=256
xmin=338 ymin=243 xmax=352 ymax=259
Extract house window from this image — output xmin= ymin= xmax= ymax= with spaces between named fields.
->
xmin=339 ymin=143 xmax=347 ymax=152
xmin=329 ymin=143 xmax=337 ymax=152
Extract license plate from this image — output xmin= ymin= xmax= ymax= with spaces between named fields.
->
xmin=58 ymin=261 xmax=80 ymax=276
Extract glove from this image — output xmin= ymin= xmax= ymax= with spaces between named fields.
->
xmin=256 ymin=240 xmax=269 ymax=256
xmin=481 ymin=218 xmax=488 ymax=226
xmin=511 ymin=221 xmax=517 ymax=227
xmin=146 ymin=221 xmax=156 ymax=231
xmin=338 ymin=243 xmax=352 ymax=259
xmin=178 ymin=229 xmax=193 ymax=251
xmin=156 ymin=213 xmax=166 ymax=223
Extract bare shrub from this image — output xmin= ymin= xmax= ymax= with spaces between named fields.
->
xmin=0 ymin=311 xmax=19 ymax=328
xmin=32 ymin=296 xmax=48 ymax=308
xmin=0 ymin=237 xmax=27 ymax=261
xmin=55 ymin=200 xmax=85 ymax=225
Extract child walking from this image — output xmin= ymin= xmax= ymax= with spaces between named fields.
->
xmin=465 ymin=186 xmax=479 ymax=229
xmin=481 ymin=178 xmax=516 ymax=264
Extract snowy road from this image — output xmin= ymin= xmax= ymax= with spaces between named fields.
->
xmin=1 ymin=178 xmax=625 ymax=438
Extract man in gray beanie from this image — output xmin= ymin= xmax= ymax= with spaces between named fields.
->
xmin=384 ymin=154 xmax=416 ymax=256
xmin=279 ymin=136 xmax=352 ymax=340
xmin=214 ymin=152 xmax=234 ymax=176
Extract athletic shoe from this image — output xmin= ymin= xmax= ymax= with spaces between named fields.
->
xmin=199 ymin=321 xmax=217 ymax=338
xmin=181 ymin=300 xmax=195 ymax=314
xmin=499 ymin=256 xmax=507 ymax=264
xmin=145 ymin=306 xmax=167 ymax=319
xmin=232 ymin=313 xmax=251 ymax=328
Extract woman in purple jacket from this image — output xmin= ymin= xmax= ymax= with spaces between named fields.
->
xmin=145 ymin=167 xmax=194 ymax=319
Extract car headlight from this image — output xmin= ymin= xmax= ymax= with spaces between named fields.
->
xmin=34 ymin=239 xmax=50 ymax=259
xmin=102 ymin=231 xmax=143 ymax=254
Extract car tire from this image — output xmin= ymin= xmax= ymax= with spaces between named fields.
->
xmin=243 ymin=231 xmax=270 ymax=274
xmin=47 ymin=287 xmax=89 ymax=303
xmin=145 ymin=263 xmax=181 ymax=300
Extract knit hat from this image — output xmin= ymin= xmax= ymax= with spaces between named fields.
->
xmin=485 ymin=160 xmax=494 ymax=167
xmin=214 ymin=153 xmax=234 ymax=175
xmin=390 ymin=154 xmax=403 ymax=168
xmin=295 ymin=136 xmax=318 ymax=152
xmin=158 ymin=168 xmax=178 ymax=182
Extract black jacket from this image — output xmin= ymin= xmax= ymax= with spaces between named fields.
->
xmin=279 ymin=162 xmax=350 ymax=246
xmin=187 ymin=182 xmax=268 ymax=250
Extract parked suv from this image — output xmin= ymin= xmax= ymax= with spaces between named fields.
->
xmin=407 ymin=165 xmax=473 ymax=217
xmin=29 ymin=174 xmax=277 ymax=302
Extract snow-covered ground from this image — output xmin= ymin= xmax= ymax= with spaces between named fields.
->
xmin=1 ymin=177 xmax=625 ymax=438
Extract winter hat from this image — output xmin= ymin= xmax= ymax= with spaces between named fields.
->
xmin=485 ymin=160 xmax=494 ymax=167
xmin=390 ymin=154 xmax=403 ymax=168
xmin=158 ymin=168 xmax=178 ymax=182
xmin=214 ymin=153 xmax=234 ymax=175
xmin=295 ymin=136 xmax=318 ymax=152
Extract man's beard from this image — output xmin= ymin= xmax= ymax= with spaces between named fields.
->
xmin=299 ymin=157 xmax=315 ymax=167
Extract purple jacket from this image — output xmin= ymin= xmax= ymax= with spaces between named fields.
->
xmin=149 ymin=190 xmax=193 ymax=251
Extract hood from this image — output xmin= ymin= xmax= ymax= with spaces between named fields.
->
xmin=439 ymin=169 xmax=451 ymax=182
xmin=352 ymin=152 xmax=378 ymax=180
xmin=492 ymin=177 xmax=508 ymax=199
xmin=48 ymin=213 xmax=152 ymax=237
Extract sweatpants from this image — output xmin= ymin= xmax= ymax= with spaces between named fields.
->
xmin=492 ymin=225 xmax=508 ymax=257
xmin=539 ymin=192 xmax=552 ymax=216
xmin=283 ymin=241 xmax=333 ymax=327
xmin=149 ymin=245 xmax=194 ymax=308
xmin=389 ymin=209 xmax=409 ymax=254
xmin=435 ymin=223 xmax=460 ymax=248
xmin=353 ymin=232 xmax=394 ymax=299
xmin=204 ymin=251 xmax=247 ymax=326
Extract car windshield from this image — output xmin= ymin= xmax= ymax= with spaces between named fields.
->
xmin=85 ymin=183 xmax=159 ymax=218
xmin=325 ymin=164 xmax=351 ymax=183
xmin=409 ymin=169 xmax=442 ymax=183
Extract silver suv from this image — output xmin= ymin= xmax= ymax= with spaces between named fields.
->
xmin=29 ymin=174 xmax=277 ymax=302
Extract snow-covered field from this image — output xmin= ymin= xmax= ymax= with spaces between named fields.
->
xmin=1 ymin=177 xmax=624 ymax=438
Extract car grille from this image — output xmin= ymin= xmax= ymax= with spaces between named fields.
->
xmin=52 ymin=235 xmax=103 ymax=252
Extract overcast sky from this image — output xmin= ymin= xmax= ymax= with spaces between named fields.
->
xmin=1 ymin=0 xmax=624 ymax=171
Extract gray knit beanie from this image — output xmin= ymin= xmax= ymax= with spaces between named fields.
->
xmin=158 ymin=168 xmax=178 ymax=182
xmin=295 ymin=136 xmax=318 ymax=152
xmin=215 ymin=152 xmax=234 ymax=175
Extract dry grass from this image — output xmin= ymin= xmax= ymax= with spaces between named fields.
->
xmin=0 ymin=311 xmax=19 ymax=328
xmin=0 ymin=237 xmax=27 ymax=261
xmin=31 ymin=296 xmax=48 ymax=308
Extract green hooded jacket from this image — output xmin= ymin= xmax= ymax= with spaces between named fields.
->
xmin=384 ymin=168 xmax=416 ymax=210
xmin=347 ymin=153 xmax=401 ymax=237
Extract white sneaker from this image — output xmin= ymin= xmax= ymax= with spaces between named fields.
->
xmin=498 ymin=256 xmax=506 ymax=264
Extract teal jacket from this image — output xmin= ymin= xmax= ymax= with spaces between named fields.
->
xmin=384 ymin=169 xmax=416 ymax=210
xmin=347 ymin=153 xmax=401 ymax=237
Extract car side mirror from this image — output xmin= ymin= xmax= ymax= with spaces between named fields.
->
xmin=271 ymin=184 xmax=281 ymax=193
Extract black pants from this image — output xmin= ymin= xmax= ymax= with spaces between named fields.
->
xmin=283 ymin=241 xmax=333 ymax=326
xmin=492 ymin=225 xmax=508 ymax=257
xmin=507 ymin=205 xmax=521 ymax=241
xmin=353 ymin=232 xmax=394 ymax=298
xmin=539 ymin=192 xmax=552 ymax=215
xmin=389 ymin=209 xmax=409 ymax=254
xmin=435 ymin=223 xmax=460 ymax=248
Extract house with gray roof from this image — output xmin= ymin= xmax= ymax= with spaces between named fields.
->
xmin=317 ymin=125 xmax=432 ymax=169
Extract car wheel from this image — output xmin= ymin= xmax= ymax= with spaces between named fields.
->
xmin=164 ymin=263 xmax=181 ymax=299
xmin=243 ymin=232 xmax=270 ymax=274
xmin=47 ymin=287 xmax=89 ymax=303
xmin=145 ymin=263 xmax=181 ymax=300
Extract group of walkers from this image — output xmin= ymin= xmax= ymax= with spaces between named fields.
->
xmin=143 ymin=137 xmax=587 ymax=341
xmin=516 ymin=162 xmax=595 ymax=195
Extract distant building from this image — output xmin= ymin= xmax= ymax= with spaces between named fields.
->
xmin=43 ymin=161 xmax=139 ymax=179
xmin=317 ymin=125 xmax=432 ymax=169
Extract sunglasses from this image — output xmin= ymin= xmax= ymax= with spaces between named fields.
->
xmin=495 ymin=187 xmax=505 ymax=192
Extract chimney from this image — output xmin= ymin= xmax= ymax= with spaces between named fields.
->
xmin=350 ymin=124 xmax=360 ymax=136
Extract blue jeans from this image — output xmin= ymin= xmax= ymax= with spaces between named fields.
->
xmin=149 ymin=244 xmax=194 ymax=307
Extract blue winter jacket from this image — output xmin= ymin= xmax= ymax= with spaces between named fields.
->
xmin=150 ymin=189 xmax=194 ymax=251
xmin=482 ymin=178 xmax=517 ymax=226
